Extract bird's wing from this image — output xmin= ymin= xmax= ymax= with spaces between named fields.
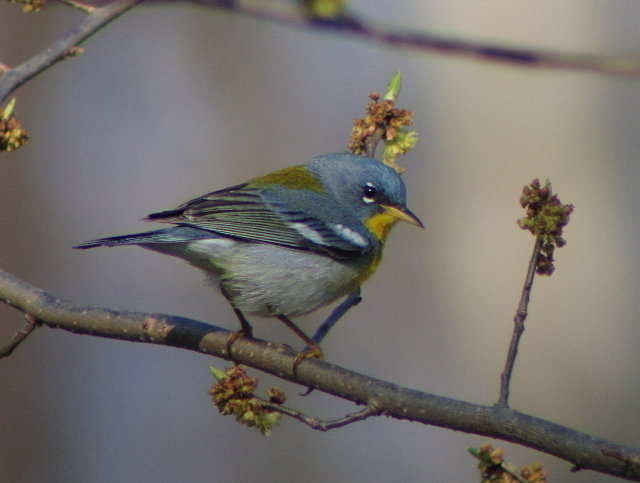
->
xmin=145 ymin=184 xmax=369 ymax=257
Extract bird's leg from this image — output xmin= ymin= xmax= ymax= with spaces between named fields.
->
xmin=226 ymin=307 xmax=254 ymax=354
xmin=225 ymin=308 xmax=254 ymax=359
xmin=311 ymin=287 xmax=362 ymax=345
xmin=222 ymin=286 xmax=254 ymax=359
xmin=274 ymin=313 xmax=323 ymax=377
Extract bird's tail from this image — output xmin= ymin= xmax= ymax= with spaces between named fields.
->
xmin=74 ymin=227 xmax=212 ymax=249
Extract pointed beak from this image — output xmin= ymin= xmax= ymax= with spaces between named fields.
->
xmin=382 ymin=205 xmax=424 ymax=228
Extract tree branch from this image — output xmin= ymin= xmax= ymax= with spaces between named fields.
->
xmin=145 ymin=0 xmax=640 ymax=77
xmin=0 ymin=313 xmax=40 ymax=357
xmin=3 ymin=0 xmax=640 ymax=110
xmin=1 ymin=267 xmax=639 ymax=481
xmin=498 ymin=235 xmax=544 ymax=407
xmin=0 ymin=0 xmax=142 ymax=104
xmin=260 ymin=401 xmax=381 ymax=431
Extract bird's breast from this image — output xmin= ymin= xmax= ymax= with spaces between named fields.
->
xmin=216 ymin=242 xmax=379 ymax=318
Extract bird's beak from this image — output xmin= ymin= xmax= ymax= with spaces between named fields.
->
xmin=382 ymin=205 xmax=424 ymax=228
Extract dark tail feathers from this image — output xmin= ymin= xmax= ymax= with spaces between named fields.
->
xmin=74 ymin=227 xmax=212 ymax=249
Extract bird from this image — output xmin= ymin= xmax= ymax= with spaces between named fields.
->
xmin=75 ymin=152 xmax=423 ymax=373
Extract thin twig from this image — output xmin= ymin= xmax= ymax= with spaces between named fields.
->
xmin=364 ymin=129 xmax=384 ymax=158
xmin=261 ymin=399 xmax=381 ymax=431
xmin=0 ymin=313 xmax=40 ymax=358
xmin=0 ymin=0 xmax=142 ymax=103
xmin=497 ymin=236 xmax=544 ymax=407
xmin=56 ymin=0 xmax=96 ymax=13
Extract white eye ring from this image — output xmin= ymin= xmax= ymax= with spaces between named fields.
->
xmin=362 ymin=182 xmax=377 ymax=203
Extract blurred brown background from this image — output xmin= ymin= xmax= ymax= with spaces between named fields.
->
xmin=2 ymin=1 xmax=640 ymax=481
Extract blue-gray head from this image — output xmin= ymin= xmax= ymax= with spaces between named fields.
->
xmin=307 ymin=153 xmax=423 ymax=240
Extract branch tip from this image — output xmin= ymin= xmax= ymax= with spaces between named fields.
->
xmin=0 ymin=313 xmax=40 ymax=358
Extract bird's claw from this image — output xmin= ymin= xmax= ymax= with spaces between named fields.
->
xmin=225 ymin=327 xmax=253 ymax=359
xmin=292 ymin=345 xmax=324 ymax=378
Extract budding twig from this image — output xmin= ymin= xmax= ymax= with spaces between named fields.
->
xmin=260 ymin=400 xmax=381 ymax=431
xmin=497 ymin=179 xmax=573 ymax=407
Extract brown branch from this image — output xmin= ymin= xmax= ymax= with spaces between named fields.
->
xmin=144 ymin=0 xmax=640 ymax=77
xmin=3 ymin=0 xmax=639 ymax=110
xmin=2 ymin=0 xmax=640 ymax=112
xmin=261 ymin=400 xmax=381 ymax=431
xmin=497 ymin=236 xmax=544 ymax=407
xmin=1 ymin=267 xmax=640 ymax=480
xmin=0 ymin=313 xmax=40 ymax=357
xmin=0 ymin=0 xmax=142 ymax=104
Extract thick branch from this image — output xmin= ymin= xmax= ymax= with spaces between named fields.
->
xmin=0 ymin=0 xmax=142 ymax=104
xmin=1 ymin=267 xmax=639 ymax=481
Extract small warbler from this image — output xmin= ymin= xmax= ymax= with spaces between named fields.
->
xmin=76 ymin=153 xmax=423 ymax=369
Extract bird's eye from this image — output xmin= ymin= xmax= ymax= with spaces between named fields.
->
xmin=362 ymin=183 xmax=377 ymax=203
